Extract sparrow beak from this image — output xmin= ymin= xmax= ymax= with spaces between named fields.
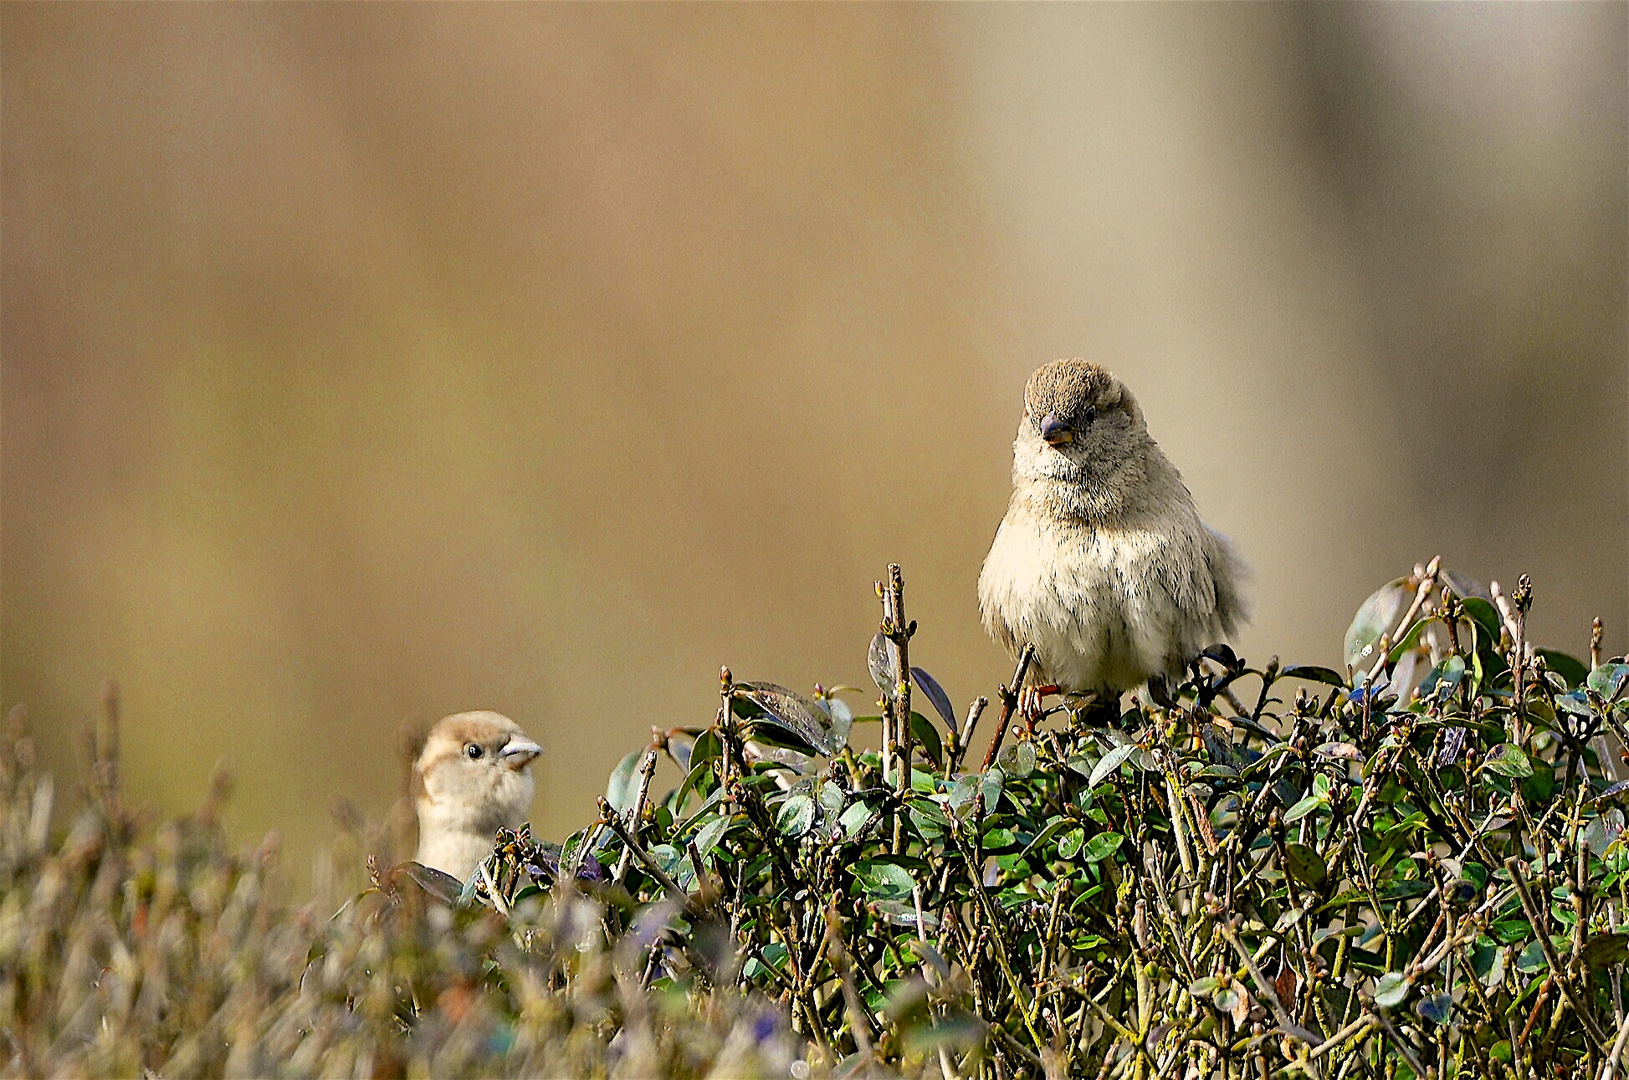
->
xmin=499 ymin=737 xmax=543 ymax=769
xmin=1039 ymin=414 xmax=1074 ymax=446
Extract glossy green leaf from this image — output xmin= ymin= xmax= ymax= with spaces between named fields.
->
xmin=1284 ymin=795 xmax=1325 ymax=823
xmin=999 ymin=739 xmax=1037 ymax=779
xmin=1373 ymin=972 xmax=1409 ymax=1008
xmin=1090 ymin=743 xmax=1139 ymax=787
xmin=853 ymin=858 xmax=915 ymax=900
xmin=775 ymin=794 xmax=815 ymax=838
xmin=1082 ymin=831 xmax=1124 ymax=864
xmin=1483 ymin=743 xmax=1533 ymax=778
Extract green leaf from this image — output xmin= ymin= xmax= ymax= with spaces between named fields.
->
xmin=1189 ymin=976 xmax=1222 ymax=998
xmin=999 ymin=740 xmax=1037 ymax=779
xmin=1460 ymin=597 xmax=1501 ymax=643
xmin=946 ymin=775 xmax=980 ymax=814
xmin=1018 ymin=817 xmax=1072 ymax=860
xmin=605 ymin=749 xmax=644 ymax=814
xmin=1279 ymin=665 xmax=1347 ymax=687
xmin=1057 ymin=827 xmax=1085 ymax=860
xmin=1556 ymin=690 xmax=1594 ymax=717
xmin=1284 ymin=842 xmax=1327 ymax=888
xmin=1538 ymin=649 xmax=1589 ymax=689
xmin=839 ymin=800 xmax=875 ymax=838
xmin=1373 ymin=972 xmax=1409 ymax=1008
xmin=775 ymin=794 xmax=815 ymax=838
xmin=1284 ymin=795 xmax=1325 ymax=823
xmin=1386 ymin=618 xmax=1432 ymax=663
xmin=867 ymin=632 xmax=896 ymax=693
xmin=1418 ymin=655 xmax=1466 ymax=701
xmin=907 ymin=798 xmax=948 ymax=840
xmin=1082 ymin=832 xmax=1125 ymax=864
xmin=733 ymin=682 xmax=837 ymax=756
xmin=1589 ymin=664 xmax=1629 ymax=701
xmin=979 ymin=767 xmax=1005 ymax=811
xmin=1582 ymin=932 xmax=1629 ymax=968
xmin=1090 ymin=743 xmax=1139 ymax=787
xmin=1583 ymin=809 xmax=1625 ymax=855
xmin=1516 ymin=938 xmax=1550 ymax=974
xmin=982 ymin=827 xmax=1018 ymax=851
xmin=1346 ymin=579 xmax=1410 ymax=670
xmin=910 ymin=712 xmax=944 ymax=769
xmin=1482 ymin=743 xmax=1532 ymax=778
xmin=692 ymin=814 xmax=730 ymax=857
xmin=691 ymin=729 xmax=723 ymax=770
xmin=853 ymin=858 xmax=915 ymax=900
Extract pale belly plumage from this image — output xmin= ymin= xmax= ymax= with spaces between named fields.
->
xmin=978 ymin=503 xmax=1225 ymax=695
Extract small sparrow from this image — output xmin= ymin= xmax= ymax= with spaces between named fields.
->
xmin=412 ymin=711 xmax=542 ymax=881
xmin=978 ymin=359 xmax=1246 ymax=703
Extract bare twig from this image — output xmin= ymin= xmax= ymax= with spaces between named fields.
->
xmin=982 ymin=644 xmax=1036 ymax=771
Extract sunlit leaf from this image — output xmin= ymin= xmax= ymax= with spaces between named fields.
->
xmin=1483 ymin=743 xmax=1533 ymax=778
xmin=605 ymin=749 xmax=644 ymax=814
xmin=1556 ymin=690 xmax=1594 ymax=717
xmin=1373 ymin=972 xmax=1409 ymax=1008
xmin=733 ymin=682 xmax=837 ymax=756
xmin=1284 ymin=795 xmax=1325 ymax=823
xmin=999 ymin=740 xmax=1037 ymax=779
xmin=1589 ymin=664 xmax=1629 ymax=701
xmin=1345 ymin=579 xmax=1409 ymax=671
xmin=853 ymin=858 xmax=915 ymax=900
xmin=1090 ymin=743 xmax=1139 ymax=787
xmin=1082 ymin=832 xmax=1124 ymax=864
xmin=839 ymin=800 xmax=875 ymax=838
xmin=692 ymin=814 xmax=730 ymax=857
xmin=868 ymin=632 xmax=896 ymax=693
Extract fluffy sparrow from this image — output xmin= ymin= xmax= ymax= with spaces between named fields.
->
xmin=978 ymin=359 xmax=1247 ymax=703
xmin=412 ymin=711 xmax=542 ymax=880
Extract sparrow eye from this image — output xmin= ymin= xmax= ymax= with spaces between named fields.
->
xmin=465 ymin=743 xmax=484 ymax=760
xmin=1082 ymin=405 xmax=1097 ymax=426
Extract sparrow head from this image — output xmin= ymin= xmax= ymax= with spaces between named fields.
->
xmin=412 ymin=711 xmax=541 ymax=855
xmin=1013 ymin=358 xmax=1149 ymax=491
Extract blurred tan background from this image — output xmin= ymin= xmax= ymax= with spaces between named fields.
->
xmin=4 ymin=4 xmax=1625 ymax=880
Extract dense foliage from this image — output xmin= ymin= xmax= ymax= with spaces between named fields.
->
xmin=4 ymin=561 xmax=1628 ymax=1078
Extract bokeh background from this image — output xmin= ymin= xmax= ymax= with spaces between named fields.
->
xmin=5 ymin=3 xmax=1625 ymax=883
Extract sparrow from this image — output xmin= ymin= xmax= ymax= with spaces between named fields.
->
xmin=411 ymin=711 xmax=542 ymax=881
xmin=978 ymin=358 xmax=1247 ymax=704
